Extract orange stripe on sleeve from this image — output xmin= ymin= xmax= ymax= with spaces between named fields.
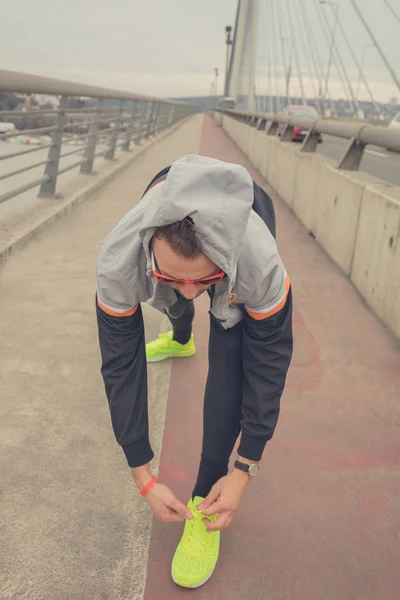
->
xmin=97 ymin=298 xmax=138 ymax=318
xmin=145 ymin=180 xmax=166 ymax=195
xmin=246 ymin=276 xmax=291 ymax=321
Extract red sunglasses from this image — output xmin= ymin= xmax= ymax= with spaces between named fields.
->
xmin=151 ymin=251 xmax=225 ymax=287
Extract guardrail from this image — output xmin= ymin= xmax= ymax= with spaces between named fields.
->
xmin=217 ymin=109 xmax=400 ymax=170
xmin=0 ymin=69 xmax=198 ymax=204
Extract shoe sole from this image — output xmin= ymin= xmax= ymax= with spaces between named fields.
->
xmin=171 ymin=566 xmax=214 ymax=589
xmin=146 ymin=350 xmax=196 ymax=363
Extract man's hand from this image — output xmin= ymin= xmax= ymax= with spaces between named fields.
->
xmin=131 ymin=465 xmax=192 ymax=524
xmin=197 ymin=469 xmax=250 ymax=532
xmin=146 ymin=482 xmax=193 ymax=523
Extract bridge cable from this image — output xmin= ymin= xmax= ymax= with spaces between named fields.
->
xmin=285 ymin=0 xmax=306 ymax=104
xmin=382 ymin=0 xmax=400 ymax=26
xmin=269 ymin=0 xmax=282 ymax=111
xmin=272 ymin=0 xmax=286 ymax=110
xmin=316 ymin=0 xmax=362 ymax=115
xmin=349 ymin=0 xmax=400 ymax=92
xmin=292 ymin=0 xmax=322 ymax=112
xmin=268 ymin=14 xmax=275 ymax=112
xmin=314 ymin=0 xmax=355 ymax=113
xmin=264 ymin=0 xmax=274 ymax=111
xmin=258 ymin=0 xmax=268 ymax=111
xmin=298 ymin=0 xmax=336 ymax=115
xmin=314 ymin=0 xmax=352 ymax=109
xmin=266 ymin=38 xmax=273 ymax=111
xmin=266 ymin=0 xmax=279 ymax=111
xmin=284 ymin=0 xmax=306 ymax=105
xmin=260 ymin=0 xmax=272 ymax=111
xmin=276 ymin=0 xmax=290 ymax=108
xmin=325 ymin=2 xmax=381 ymax=116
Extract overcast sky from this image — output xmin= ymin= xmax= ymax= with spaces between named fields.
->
xmin=1 ymin=0 xmax=399 ymax=102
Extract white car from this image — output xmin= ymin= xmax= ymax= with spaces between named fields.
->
xmin=219 ymin=97 xmax=235 ymax=109
xmin=386 ymin=111 xmax=400 ymax=151
xmin=388 ymin=111 xmax=400 ymax=130
xmin=0 ymin=122 xmax=16 ymax=134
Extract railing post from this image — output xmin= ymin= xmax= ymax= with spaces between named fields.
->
xmin=338 ymin=138 xmax=366 ymax=170
xmin=81 ymin=98 xmax=103 ymax=174
xmin=163 ymin=105 xmax=171 ymax=129
xmin=257 ymin=118 xmax=267 ymax=131
xmin=134 ymin=101 xmax=146 ymax=145
xmin=301 ymin=129 xmax=320 ymax=153
xmin=265 ymin=119 xmax=278 ymax=135
xmin=163 ymin=105 xmax=170 ymax=130
xmin=106 ymin=100 xmax=124 ymax=160
xmin=280 ymin=121 xmax=294 ymax=142
xmin=39 ymin=95 xmax=68 ymax=197
xmin=156 ymin=104 xmax=165 ymax=133
xmin=163 ymin=104 xmax=170 ymax=129
xmin=168 ymin=106 xmax=175 ymax=126
xmin=122 ymin=100 xmax=138 ymax=151
xmin=145 ymin=102 xmax=156 ymax=139
xmin=151 ymin=103 xmax=161 ymax=135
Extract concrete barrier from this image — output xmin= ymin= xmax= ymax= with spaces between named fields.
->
xmin=351 ymin=185 xmax=400 ymax=337
xmin=216 ymin=112 xmax=400 ymax=339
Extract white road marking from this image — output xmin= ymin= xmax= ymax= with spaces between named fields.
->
xmin=366 ymin=150 xmax=387 ymax=158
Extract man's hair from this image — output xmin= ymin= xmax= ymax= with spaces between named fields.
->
xmin=154 ymin=218 xmax=203 ymax=259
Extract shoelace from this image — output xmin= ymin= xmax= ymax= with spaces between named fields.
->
xmin=186 ymin=509 xmax=209 ymax=553
xmin=152 ymin=332 xmax=173 ymax=349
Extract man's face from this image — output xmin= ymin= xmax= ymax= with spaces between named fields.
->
xmin=152 ymin=237 xmax=221 ymax=300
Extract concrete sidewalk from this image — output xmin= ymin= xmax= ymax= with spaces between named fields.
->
xmin=0 ymin=115 xmax=203 ymax=600
xmin=1 ymin=113 xmax=399 ymax=600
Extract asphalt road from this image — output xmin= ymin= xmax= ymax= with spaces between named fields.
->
xmin=316 ymin=135 xmax=400 ymax=186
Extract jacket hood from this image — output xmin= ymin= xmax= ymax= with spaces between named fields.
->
xmin=139 ymin=155 xmax=254 ymax=285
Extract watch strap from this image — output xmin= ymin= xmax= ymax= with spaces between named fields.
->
xmin=234 ymin=460 xmax=251 ymax=473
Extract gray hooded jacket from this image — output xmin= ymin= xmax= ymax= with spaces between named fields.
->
xmin=96 ymin=155 xmax=293 ymax=467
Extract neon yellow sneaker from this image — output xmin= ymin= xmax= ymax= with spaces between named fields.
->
xmin=171 ymin=496 xmax=220 ymax=589
xmin=145 ymin=331 xmax=196 ymax=363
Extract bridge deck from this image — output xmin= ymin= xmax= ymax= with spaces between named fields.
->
xmin=1 ymin=114 xmax=399 ymax=600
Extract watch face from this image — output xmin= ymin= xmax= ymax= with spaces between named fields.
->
xmin=249 ymin=463 xmax=259 ymax=477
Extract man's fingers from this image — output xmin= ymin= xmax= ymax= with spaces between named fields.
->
xmin=163 ymin=511 xmax=185 ymax=523
xmin=170 ymin=497 xmax=192 ymax=520
xmin=197 ymin=488 xmax=220 ymax=511
xmin=202 ymin=499 xmax=223 ymax=517
xmin=203 ymin=514 xmax=228 ymax=532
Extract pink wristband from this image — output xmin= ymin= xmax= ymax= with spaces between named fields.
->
xmin=140 ymin=475 xmax=157 ymax=497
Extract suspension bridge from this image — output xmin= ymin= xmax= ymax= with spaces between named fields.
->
xmin=224 ymin=0 xmax=400 ymax=118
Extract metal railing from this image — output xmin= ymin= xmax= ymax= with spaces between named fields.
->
xmin=0 ymin=69 xmax=198 ymax=204
xmin=217 ymin=109 xmax=400 ymax=170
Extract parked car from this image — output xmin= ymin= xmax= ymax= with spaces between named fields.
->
xmin=0 ymin=122 xmax=16 ymax=135
xmin=219 ymin=97 xmax=236 ymax=109
xmin=278 ymin=105 xmax=323 ymax=142
xmin=386 ymin=111 xmax=400 ymax=151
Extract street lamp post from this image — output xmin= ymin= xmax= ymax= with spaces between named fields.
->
xmin=214 ymin=67 xmax=219 ymax=103
xmin=208 ymin=80 xmax=215 ymax=112
xmin=224 ymin=25 xmax=233 ymax=98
